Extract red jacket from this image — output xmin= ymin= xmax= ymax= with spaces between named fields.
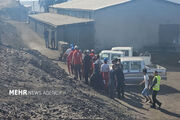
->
xmin=72 ymin=50 xmax=82 ymax=65
xmin=67 ymin=50 xmax=74 ymax=64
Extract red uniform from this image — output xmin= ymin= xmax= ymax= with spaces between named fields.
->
xmin=67 ymin=50 xmax=74 ymax=74
xmin=89 ymin=53 xmax=95 ymax=76
xmin=73 ymin=50 xmax=82 ymax=65
xmin=72 ymin=50 xmax=82 ymax=80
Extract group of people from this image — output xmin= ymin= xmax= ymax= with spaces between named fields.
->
xmin=63 ymin=45 xmax=125 ymax=99
xmin=64 ymin=44 xmax=162 ymax=109
xmin=44 ymin=30 xmax=56 ymax=49
xmin=139 ymin=69 xmax=162 ymax=109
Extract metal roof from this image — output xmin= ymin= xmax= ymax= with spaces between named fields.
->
xmin=165 ymin=0 xmax=180 ymax=4
xmin=100 ymin=50 xmax=124 ymax=54
xmin=29 ymin=13 xmax=93 ymax=27
xmin=111 ymin=47 xmax=133 ymax=51
xmin=52 ymin=0 xmax=131 ymax=11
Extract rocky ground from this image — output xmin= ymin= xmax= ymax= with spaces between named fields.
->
xmin=0 ymin=45 xmax=133 ymax=120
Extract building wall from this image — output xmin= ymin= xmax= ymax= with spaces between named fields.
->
xmin=57 ymin=22 xmax=95 ymax=49
xmin=94 ymin=0 xmax=180 ymax=51
xmin=29 ymin=17 xmax=94 ymax=49
xmin=49 ymin=7 xmax=95 ymax=19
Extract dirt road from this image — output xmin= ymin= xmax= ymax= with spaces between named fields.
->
xmin=7 ymin=21 xmax=180 ymax=120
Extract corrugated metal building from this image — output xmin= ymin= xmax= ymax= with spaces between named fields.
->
xmin=29 ymin=0 xmax=180 ymax=50
xmin=29 ymin=13 xmax=94 ymax=49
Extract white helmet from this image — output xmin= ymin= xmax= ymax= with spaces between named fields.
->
xmin=74 ymin=45 xmax=78 ymax=49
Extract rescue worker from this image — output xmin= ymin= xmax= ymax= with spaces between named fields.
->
xmin=90 ymin=54 xmax=104 ymax=90
xmin=108 ymin=64 xmax=116 ymax=99
xmin=67 ymin=47 xmax=74 ymax=75
xmin=89 ymin=49 xmax=95 ymax=76
xmin=44 ymin=30 xmax=49 ymax=48
xmin=63 ymin=44 xmax=73 ymax=61
xmin=100 ymin=58 xmax=110 ymax=93
xmin=90 ymin=49 xmax=95 ymax=60
xmin=83 ymin=50 xmax=92 ymax=84
xmin=115 ymin=64 xmax=125 ymax=98
xmin=117 ymin=58 xmax=123 ymax=69
xmin=139 ymin=68 xmax=152 ymax=103
xmin=72 ymin=45 xmax=82 ymax=80
xmin=94 ymin=55 xmax=102 ymax=72
xmin=150 ymin=71 xmax=162 ymax=109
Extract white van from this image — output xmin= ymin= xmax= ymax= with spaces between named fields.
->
xmin=111 ymin=47 xmax=133 ymax=57
xmin=99 ymin=50 xmax=124 ymax=64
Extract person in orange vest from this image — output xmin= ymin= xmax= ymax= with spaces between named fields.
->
xmin=100 ymin=58 xmax=110 ymax=93
xmin=67 ymin=47 xmax=75 ymax=75
xmin=72 ymin=45 xmax=82 ymax=80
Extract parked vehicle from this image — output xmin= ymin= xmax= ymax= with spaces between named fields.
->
xmin=120 ymin=57 xmax=167 ymax=80
xmin=111 ymin=47 xmax=133 ymax=57
xmin=112 ymin=47 xmax=151 ymax=65
xmin=99 ymin=50 xmax=124 ymax=64
xmin=58 ymin=41 xmax=69 ymax=61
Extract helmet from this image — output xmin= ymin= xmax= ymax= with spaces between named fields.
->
xmin=104 ymin=58 xmax=108 ymax=62
xmin=86 ymin=50 xmax=90 ymax=53
xmin=74 ymin=45 xmax=78 ymax=49
xmin=71 ymin=47 xmax=74 ymax=50
xmin=91 ymin=49 xmax=94 ymax=53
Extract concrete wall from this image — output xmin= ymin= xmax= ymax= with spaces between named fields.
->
xmin=94 ymin=0 xmax=180 ymax=51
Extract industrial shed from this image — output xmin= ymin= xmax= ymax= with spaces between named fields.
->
xmin=28 ymin=13 xmax=94 ymax=49
xmin=49 ymin=0 xmax=180 ymax=51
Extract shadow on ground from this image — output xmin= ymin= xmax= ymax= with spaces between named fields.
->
xmin=158 ymin=84 xmax=180 ymax=95
xmin=159 ymin=108 xmax=180 ymax=119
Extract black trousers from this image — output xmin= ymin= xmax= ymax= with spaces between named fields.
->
xmin=84 ymin=69 xmax=90 ymax=84
xmin=117 ymin=83 xmax=124 ymax=98
xmin=152 ymin=90 xmax=161 ymax=107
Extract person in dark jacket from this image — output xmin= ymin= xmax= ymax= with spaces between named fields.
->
xmin=108 ymin=64 xmax=116 ymax=99
xmin=83 ymin=50 xmax=92 ymax=84
xmin=115 ymin=65 xmax=125 ymax=98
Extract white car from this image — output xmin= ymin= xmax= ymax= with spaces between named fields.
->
xmin=99 ymin=50 xmax=124 ymax=64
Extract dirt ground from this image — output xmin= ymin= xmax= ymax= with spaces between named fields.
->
xmin=6 ymin=20 xmax=180 ymax=120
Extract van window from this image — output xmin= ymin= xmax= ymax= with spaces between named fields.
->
xmin=111 ymin=53 xmax=122 ymax=60
xmin=101 ymin=53 xmax=110 ymax=60
xmin=131 ymin=61 xmax=141 ymax=70
xmin=122 ymin=61 xmax=129 ymax=71
xmin=122 ymin=50 xmax=129 ymax=56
